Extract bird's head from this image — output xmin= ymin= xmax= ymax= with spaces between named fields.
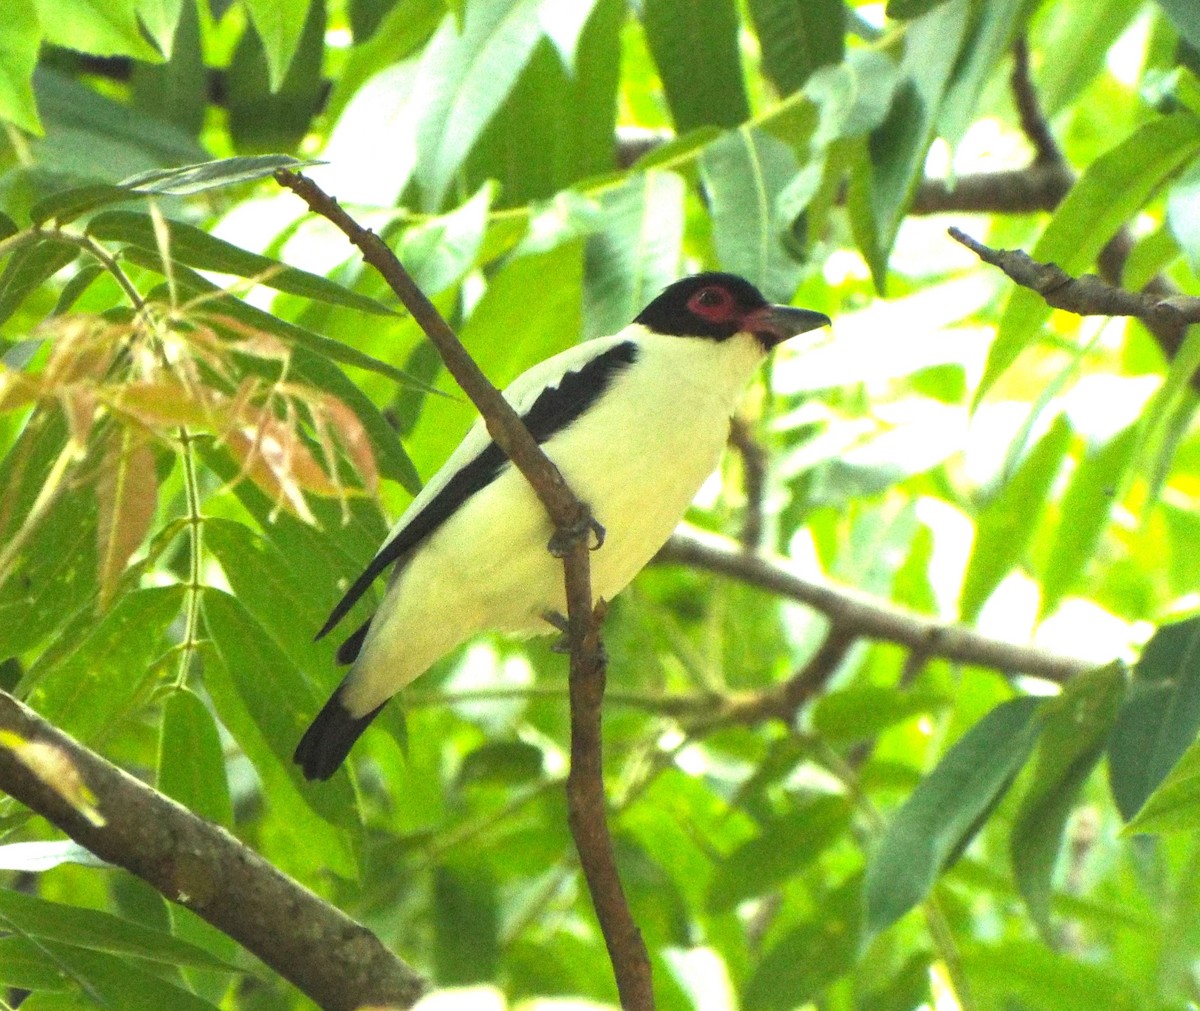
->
xmin=635 ymin=273 xmax=830 ymax=350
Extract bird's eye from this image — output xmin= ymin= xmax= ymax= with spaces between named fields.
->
xmin=688 ymin=286 xmax=733 ymax=318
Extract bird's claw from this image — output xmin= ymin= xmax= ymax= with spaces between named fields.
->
xmin=548 ymin=511 xmax=605 ymax=558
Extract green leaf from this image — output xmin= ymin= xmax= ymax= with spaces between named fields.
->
xmin=243 ymin=0 xmax=314 ymax=91
xmin=135 ymin=0 xmax=184 ymax=57
xmin=743 ymin=874 xmax=862 ymax=1011
xmin=959 ymin=415 xmax=1072 ymax=623
xmin=0 ymin=213 xmax=18 ymax=241
xmin=326 ymin=0 xmax=443 ymax=122
xmin=0 ymin=0 xmax=41 ymax=133
xmin=0 ymin=240 xmax=80 ymax=327
xmin=700 ymin=127 xmax=806 ymax=303
xmin=1037 ymin=0 xmax=1144 ymax=116
xmin=51 ymin=265 xmax=104 ymax=315
xmin=0 ymin=888 xmax=237 ymax=971
xmin=812 ymin=684 xmax=951 ymax=744
xmin=228 ymin=0 xmax=325 ymax=153
xmin=1124 ymin=735 xmax=1200 ymax=834
xmin=15 ymin=941 xmax=222 ymax=1010
xmin=1039 ymin=424 xmax=1137 ymax=617
xmin=864 ymin=695 xmax=1044 ymax=937
xmin=748 ymin=0 xmax=845 ymax=97
xmin=582 ymin=170 xmax=684 ymax=340
xmin=157 ymin=688 xmax=234 ymax=828
xmin=32 ymin=66 xmax=208 ymax=177
xmin=886 ymin=0 xmax=953 ymax=16
xmin=433 ymin=862 xmax=499 ymax=984
xmin=0 ymin=414 xmax=99 ymax=658
xmin=204 ymin=518 xmax=337 ymax=672
xmin=202 ymin=593 xmax=359 ymax=878
xmin=642 ymin=0 xmax=750 ymax=132
xmin=979 ymin=111 xmax=1200 ymax=399
xmin=707 ymin=796 xmax=851 ymax=912
xmin=965 ymin=940 xmax=1178 ymax=1011
xmin=412 ymin=0 xmax=545 ymax=208
xmin=1010 ymin=664 xmax=1125 ymax=934
xmin=399 ymin=181 xmax=495 ymax=295
xmin=1108 ymin=617 xmax=1200 ymax=821
xmin=936 ymin=0 xmax=1024 ymax=145
xmin=855 ymin=0 xmax=970 ymax=288
xmin=1156 ymin=0 xmax=1200 ymax=49
xmin=456 ymin=740 xmax=545 ymax=788
xmin=23 ymin=586 xmax=184 ymax=744
xmin=31 ymin=0 xmax=160 ymax=60
xmin=1167 ymin=161 xmax=1200 ymax=275
xmin=288 ymin=346 xmax=422 ymax=493
xmin=131 ymin=0 xmax=207 ymax=133
xmin=88 ymin=210 xmax=394 ymax=315
xmin=119 ymin=154 xmax=312 ymax=196
xmin=121 ymin=246 xmax=435 ymax=395
xmin=462 ymin=7 xmax=621 ymax=207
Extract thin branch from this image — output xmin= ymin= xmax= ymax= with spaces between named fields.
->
xmin=656 ymin=527 xmax=1094 ymax=684
xmin=728 ymin=417 xmax=768 ymax=550
xmin=948 ymin=227 xmax=1200 ymax=328
xmin=0 ymin=692 xmax=424 ymax=1011
xmin=1011 ymin=37 xmax=1064 ymax=167
xmin=274 ymin=170 xmax=653 ymax=1009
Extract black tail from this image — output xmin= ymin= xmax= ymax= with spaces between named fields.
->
xmin=294 ymin=688 xmax=386 ymax=781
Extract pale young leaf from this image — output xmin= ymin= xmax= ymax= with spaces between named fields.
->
xmin=95 ymin=428 xmax=159 ymax=608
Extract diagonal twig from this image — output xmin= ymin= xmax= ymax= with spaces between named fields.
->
xmin=948 ymin=226 xmax=1200 ymax=329
xmin=274 ymin=169 xmax=654 ymax=1009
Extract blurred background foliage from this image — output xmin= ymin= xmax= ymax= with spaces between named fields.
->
xmin=3 ymin=0 xmax=1200 ymax=1008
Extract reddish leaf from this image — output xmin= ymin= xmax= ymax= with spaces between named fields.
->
xmin=95 ymin=428 xmax=159 ymax=608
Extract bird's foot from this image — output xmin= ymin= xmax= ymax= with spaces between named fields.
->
xmin=547 ymin=508 xmax=605 ymax=558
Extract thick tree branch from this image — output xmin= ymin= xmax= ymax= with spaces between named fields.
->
xmin=274 ymin=170 xmax=653 ymax=1009
xmin=656 ymin=528 xmax=1094 ymax=684
xmin=0 ymin=692 xmax=423 ymax=1011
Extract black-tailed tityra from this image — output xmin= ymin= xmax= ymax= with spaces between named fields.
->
xmin=295 ymin=273 xmax=830 ymax=779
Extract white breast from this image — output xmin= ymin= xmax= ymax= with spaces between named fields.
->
xmin=340 ymin=326 xmax=768 ymax=714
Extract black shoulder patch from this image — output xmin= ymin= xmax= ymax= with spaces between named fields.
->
xmin=315 ymin=341 xmax=639 ymax=641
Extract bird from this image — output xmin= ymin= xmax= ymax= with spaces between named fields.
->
xmin=294 ymin=272 xmax=830 ymax=780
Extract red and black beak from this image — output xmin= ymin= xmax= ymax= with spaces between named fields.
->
xmin=744 ymin=305 xmax=831 ymax=349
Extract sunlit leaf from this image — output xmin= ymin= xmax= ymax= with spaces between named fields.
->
xmin=700 ymin=127 xmax=805 ymax=302
xmin=89 ymin=210 xmax=394 ymax=315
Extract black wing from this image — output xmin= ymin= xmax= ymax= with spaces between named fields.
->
xmin=315 ymin=340 xmax=639 ymax=642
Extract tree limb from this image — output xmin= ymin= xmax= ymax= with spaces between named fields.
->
xmin=274 ymin=170 xmax=653 ymax=1009
xmin=0 ymin=692 xmax=424 ymax=1011
xmin=656 ymin=527 xmax=1094 ymax=684
xmin=948 ymin=227 xmax=1200 ymax=328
